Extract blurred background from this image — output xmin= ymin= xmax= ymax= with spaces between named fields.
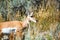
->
xmin=0 ymin=0 xmax=60 ymax=40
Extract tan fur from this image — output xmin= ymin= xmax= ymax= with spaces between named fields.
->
xmin=0 ymin=12 xmax=36 ymax=40
xmin=0 ymin=21 xmax=24 ymax=40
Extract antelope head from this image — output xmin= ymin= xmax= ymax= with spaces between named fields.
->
xmin=27 ymin=12 xmax=36 ymax=23
xmin=23 ymin=12 xmax=37 ymax=27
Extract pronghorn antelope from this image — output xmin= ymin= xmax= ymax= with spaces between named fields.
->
xmin=0 ymin=12 xmax=37 ymax=40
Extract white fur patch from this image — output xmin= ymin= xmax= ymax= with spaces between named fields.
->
xmin=2 ymin=27 xmax=17 ymax=34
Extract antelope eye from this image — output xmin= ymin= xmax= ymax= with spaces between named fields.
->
xmin=31 ymin=16 xmax=33 ymax=17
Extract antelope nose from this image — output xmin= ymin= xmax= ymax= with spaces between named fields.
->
xmin=36 ymin=20 xmax=38 ymax=22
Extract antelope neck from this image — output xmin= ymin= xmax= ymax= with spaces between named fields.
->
xmin=22 ymin=17 xmax=30 ymax=27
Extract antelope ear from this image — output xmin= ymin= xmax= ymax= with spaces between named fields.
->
xmin=30 ymin=12 xmax=33 ymax=16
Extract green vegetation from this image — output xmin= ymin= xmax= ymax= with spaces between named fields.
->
xmin=0 ymin=0 xmax=60 ymax=40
